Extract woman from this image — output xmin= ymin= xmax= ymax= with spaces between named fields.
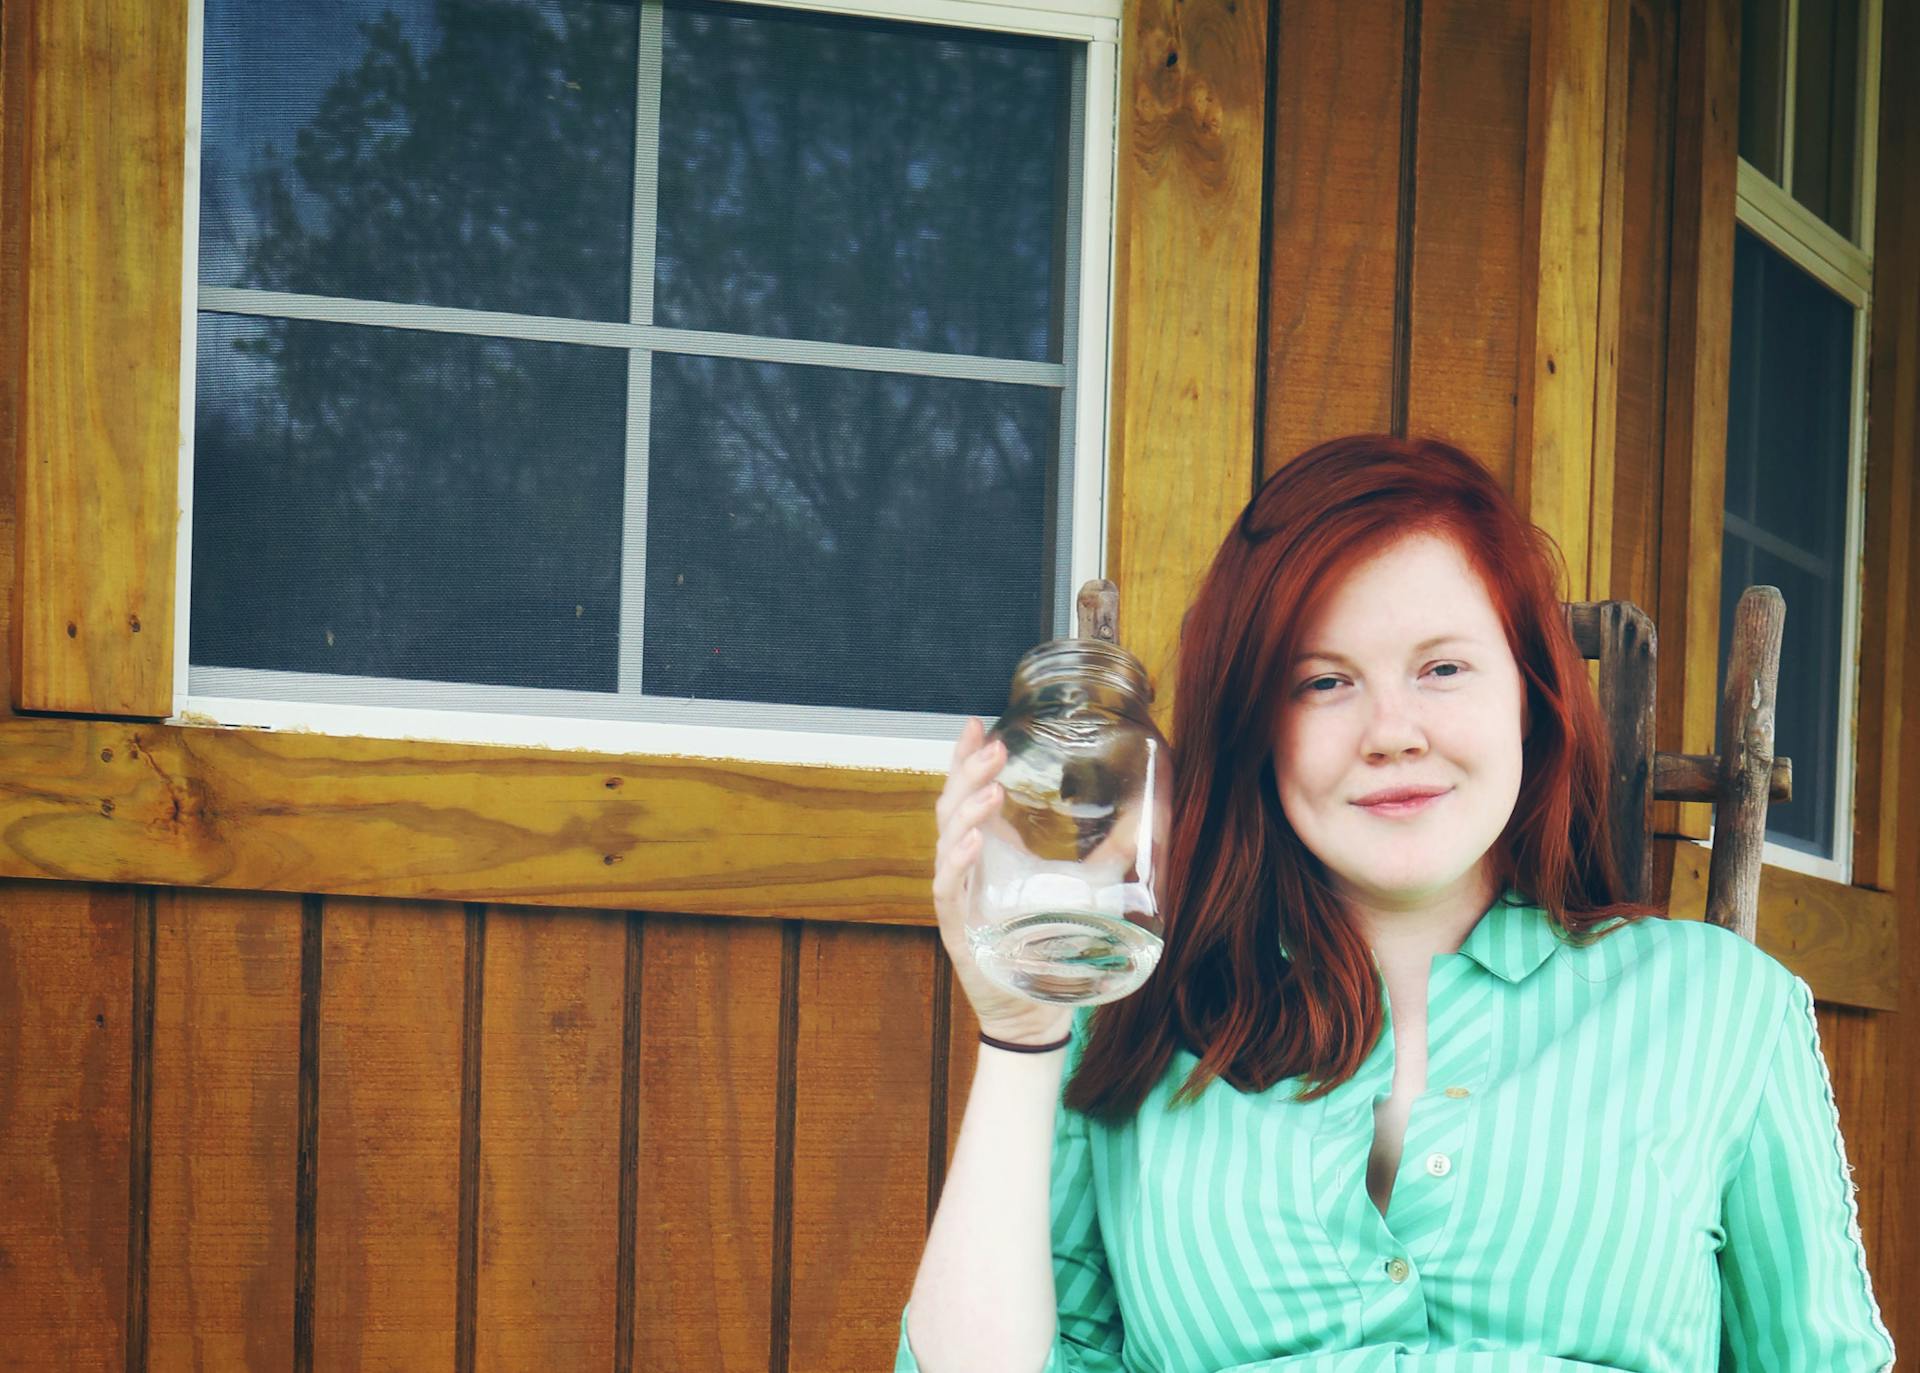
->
xmin=898 ymin=436 xmax=1894 ymax=1371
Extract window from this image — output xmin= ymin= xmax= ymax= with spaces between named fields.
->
xmin=1716 ymin=0 xmax=1882 ymax=879
xmin=179 ymin=0 xmax=1120 ymax=770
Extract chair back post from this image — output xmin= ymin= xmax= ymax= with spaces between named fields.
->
xmin=1702 ymin=586 xmax=1786 ymax=943
xmin=1565 ymin=602 xmax=1659 ymax=905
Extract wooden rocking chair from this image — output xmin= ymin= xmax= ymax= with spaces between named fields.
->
xmin=1072 ymin=581 xmax=1790 ymax=944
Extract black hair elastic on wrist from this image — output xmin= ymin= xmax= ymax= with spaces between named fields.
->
xmin=979 ymin=1029 xmax=1073 ymax=1054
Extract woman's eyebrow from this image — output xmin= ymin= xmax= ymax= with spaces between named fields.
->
xmin=1293 ymin=635 xmax=1472 ymax=666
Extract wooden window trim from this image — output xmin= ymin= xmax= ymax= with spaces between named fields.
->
xmin=0 ymin=2 xmax=1268 ymax=923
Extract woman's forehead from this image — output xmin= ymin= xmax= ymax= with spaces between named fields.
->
xmin=1298 ymin=538 xmax=1500 ymax=628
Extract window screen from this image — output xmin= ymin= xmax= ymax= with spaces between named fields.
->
xmin=190 ymin=0 xmax=1089 ymax=736
xmin=1718 ymin=223 xmax=1856 ymax=860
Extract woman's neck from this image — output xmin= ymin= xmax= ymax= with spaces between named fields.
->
xmin=1344 ymin=866 xmax=1500 ymax=970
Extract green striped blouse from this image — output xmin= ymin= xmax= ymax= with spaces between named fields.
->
xmin=897 ymin=891 xmax=1894 ymax=1371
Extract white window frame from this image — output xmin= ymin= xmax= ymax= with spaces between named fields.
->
xmin=1708 ymin=0 xmax=1882 ymax=882
xmin=172 ymin=0 xmax=1123 ymax=774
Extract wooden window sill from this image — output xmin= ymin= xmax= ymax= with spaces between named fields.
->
xmin=0 ymin=713 xmax=941 ymax=923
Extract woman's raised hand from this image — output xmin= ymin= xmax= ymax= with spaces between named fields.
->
xmin=931 ymin=717 xmax=1075 ymax=1046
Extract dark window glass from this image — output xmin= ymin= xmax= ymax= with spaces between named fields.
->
xmin=653 ymin=0 xmax=1072 ymax=360
xmin=199 ymin=0 xmax=641 ymax=320
xmin=1739 ymin=0 xmax=1789 ymax=180
xmin=1719 ymin=224 xmax=1854 ymax=858
xmin=643 ymin=353 xmax=1059 ymax=716
xmin=1791 ymin=0 xmax=1863 ymax=240
xmin=191 ymin=314 xmax=628 ymax=691
xmin=191 ymin=1 xmax=1085 ymax=730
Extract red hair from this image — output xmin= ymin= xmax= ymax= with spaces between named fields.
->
xmin=1063 ymin=434 xmax=1659 ymax=1121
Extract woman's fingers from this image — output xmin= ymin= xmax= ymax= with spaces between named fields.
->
xmin=930 ymin=826 xmax=981 ymax=907
xmin=935 ymin=729 xmax=1005 ymax=830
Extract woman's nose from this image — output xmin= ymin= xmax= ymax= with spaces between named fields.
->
xmin=1360 ymin=688 xmax=1427 ymax=758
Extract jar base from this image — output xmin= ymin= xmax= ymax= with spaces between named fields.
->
xmin=968 ymin=912 xmax=1161 ymax=1005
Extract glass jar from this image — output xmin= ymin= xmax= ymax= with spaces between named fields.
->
xmin=965 ymin=637 xmax=1173 ymax=1005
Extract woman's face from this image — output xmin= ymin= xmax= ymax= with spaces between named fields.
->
xmin=1270 ymin=532 xmax=1527 ymax=914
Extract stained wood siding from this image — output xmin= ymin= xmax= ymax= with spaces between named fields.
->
xmin=1 ymin=1 xmax=1916 ymax=1371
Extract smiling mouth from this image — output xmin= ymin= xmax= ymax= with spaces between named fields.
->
xmin=1354 ymin=792 xmax=1448 ymax=817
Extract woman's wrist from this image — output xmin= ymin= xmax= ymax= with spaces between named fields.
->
xmin=978 ymin=1026 xmax=1072 ymax=1054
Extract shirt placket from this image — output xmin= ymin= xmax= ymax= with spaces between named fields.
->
xmin=1309 ymin=953 xmax=1486 ymax=1351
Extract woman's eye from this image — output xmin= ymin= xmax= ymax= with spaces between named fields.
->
xmin=1429 ymin=662 xmax=1465 ymax=680
xmin=1303 ymin=676 xmax=1343 ymax=694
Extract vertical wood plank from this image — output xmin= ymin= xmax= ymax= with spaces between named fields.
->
xmin=631 ymin=915 xmax=784 ymax=1373
xmin=1604 ymin=0 xmax=1679 ymax=611
xmin=148 ymin=888 xmax=301 ymax=1371
xmin=1582 ymin=0 xmax=1632 ymax=600
xmin=1814 ymin=1002 xmax=1900 ymax=1342
xmin=943 ymin=962 xmax=981 ymax=1176
xmin=1889 ymin=377 xmax=1920 ymax=1358
xmin=1109 ymin=0 xmax=1267 ymax=721
xmin=1850 ymin=0 xmax=1918 ymax=893
xmin=0 ymin=880 xmax=133 ymax=1370
xmin=314 ymin=898 xmax=465 ymax=1373
xmin=12 ymin=0 xmax=184 ymax=715
xmin=1261 ymin=0 xmax=1404 ymax=465
xmin=1406 ymin=0 xmax=1532 ymax=489
xmin=1514 ymin=0 xmax=1613 ymax=599
xmin=788 ymin=924 xmax=936 ymax=1373
xmin=473 ymin=907 xmax=626 ymax=1372
xmin=1652 ymin=0 xmax=1738 ymax=842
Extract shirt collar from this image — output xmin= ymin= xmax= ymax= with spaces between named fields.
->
xmin=1276 ymin=887 xmax=1564 ymax=984
xmin=1455 ymin=886 xmax=1563 ymax=984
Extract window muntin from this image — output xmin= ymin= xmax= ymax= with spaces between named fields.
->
xmin=180 ymin=0 xmax=1119 ymax=769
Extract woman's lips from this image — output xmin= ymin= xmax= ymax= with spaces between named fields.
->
xmin=1354 ymin=791 xmax=1449 ymax=818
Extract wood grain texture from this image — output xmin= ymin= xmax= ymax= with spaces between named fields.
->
xmin=1851 ymin=0 xmax=1918 ymax=894
xmin=1109 ymin=0 xmax=1267 ymax=725
xmin=147 ymin=888 xmax=301 ymax=1372
xmin=0 ymin=717 xmax=941 ymax=921
xmin=1666 ymin=843 xmax=1899 ymax=1010
xmin=1652 ymin=0 xmax=1738 ymax=842
xmin=473 ymin=907 xmax=626 ymax=1372
xmin=1582 ymin=0 xmax=1631 ymax=601
xmin=1405 ymin=0 xmax=1531 ymax=487
xmin=1261 ymin=0 xmax=1403 ymax=464
xmin=0 ymin=879 xmax=133 ymax=1371
xmin=943 ymin=960 xmax=981 ymax=1178
xmin=631 ymin=914 xmax=783 ymax=1373
xmin=787 ymin=924 xmax=935 ymax=1372
xmin=11 ymin=0 xmax=184 ymax=716
xmin=1593 ymin=601 xmax=1657 ymax=903
xmin=1652 ymin=751 xmax=1789 ymax=803
xmin=1703 ymin=587 xmax=1785 ymax=942
xmin=1868 ymin=16 xmax=1920 ymax=1351
xmin=313 ymin=898 xmax=465 ymax=1372
xmin=1513 ymin=0 xmax=1613 ymax=600
xmin=1604 ymin=0 xmax=1677 ymax=613
xmin=1881 ymin=322 xmax=1920 ymax=1356
xmin=1 ymin=0 xmax=27 ymax=696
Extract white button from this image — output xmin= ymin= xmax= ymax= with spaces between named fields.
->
xmin=1425 ymin=1152 xmax=1452 ymax=1177
xmin=1385 ymin=1257 xmax=1411 ymax=1282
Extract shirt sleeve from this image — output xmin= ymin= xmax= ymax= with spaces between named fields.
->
xmin=1717 ymin=975 xmax=1896 ymax=1371
xmin=897 ymin=1010 xmax=1126 ymax=1372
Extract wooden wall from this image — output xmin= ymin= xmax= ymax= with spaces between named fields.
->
xmin=2 ymin=1 xmax=1915 ymax=1370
